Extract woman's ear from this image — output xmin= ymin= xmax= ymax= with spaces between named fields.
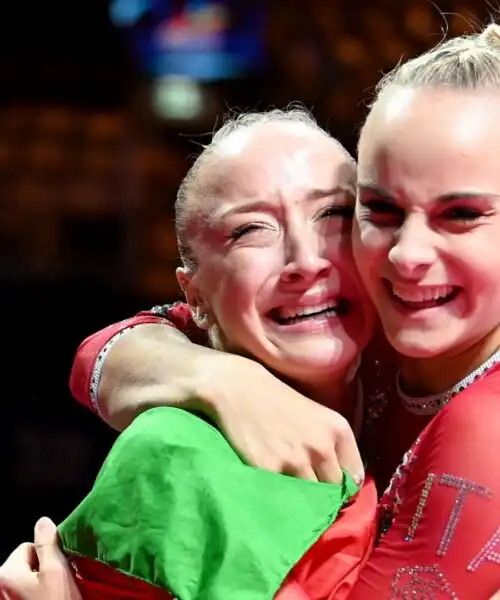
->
xmin=176 ymin=267 xmax=211 ymax=330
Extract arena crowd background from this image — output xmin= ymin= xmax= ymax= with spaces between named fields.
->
xmin=1 ymin=0 xmax=492 ymax=560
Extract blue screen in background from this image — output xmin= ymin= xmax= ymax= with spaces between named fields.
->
xmin=110 ymin=0 xmax=267 ymax=82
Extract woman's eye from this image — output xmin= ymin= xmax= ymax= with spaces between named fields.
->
xmin=360 ymin=199 xmax=405 ymax=225
xmin=364 ymin=199 xmax=403 ymax=215
xmin=319 ymin=205 xmax=354 ymax=219
xmin=443 ymin=206 xmax=483 ymax=222
xmin=229 ymin=224 xmax=265 ymax=240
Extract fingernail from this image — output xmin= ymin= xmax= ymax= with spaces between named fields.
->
xmin=353 ymin=473 xmax=365 ymax=486
xmin=35 ymin=516 xmax=55 ymax=535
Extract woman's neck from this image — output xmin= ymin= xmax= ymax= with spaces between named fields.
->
xmin=398 ymin=327 xmax=500 ymax=397
xmin=226 ymin=343 xmax=362 ymax=422
xmin=288 ymin=370 xmax=360 ymax=421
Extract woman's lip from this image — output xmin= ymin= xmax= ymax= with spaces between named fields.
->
xmin=383 ymin=280 xmax=462 ymax=312
xmin=265 ymin=309 xmax=345 ymax=334
xmin=267 ymin=298 xmax=349 ymax=323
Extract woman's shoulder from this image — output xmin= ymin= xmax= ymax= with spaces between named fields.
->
xmin=409 ymin=363 xmax=500 ymax=481
xmin=434 ymin=363 xmax=500 ymax=430
xmin=150 ymin=301 xmax=208 ymax=345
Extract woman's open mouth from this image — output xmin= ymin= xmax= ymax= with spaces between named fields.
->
xmin=269 ymin=299 xmax=350 ymax=326
xmin=386 ymin=281 xmax=462 ymax=311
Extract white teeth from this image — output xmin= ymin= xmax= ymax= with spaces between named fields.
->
xmin=278 ymin=302 xmax=337 ymax=320
xmin=391 ymin=284 xmax=455 ymax=303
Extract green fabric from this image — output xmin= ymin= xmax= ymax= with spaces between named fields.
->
xmin=59 ymin=407 xmax=358 ymax=600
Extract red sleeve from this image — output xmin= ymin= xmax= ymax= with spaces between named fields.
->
xmin=70 ymin=303 xmax=207 ymax=414
xmin=350 ymin=371 xmax=500 ymax=599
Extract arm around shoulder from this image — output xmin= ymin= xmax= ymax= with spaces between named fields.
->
xmin=95 ymin=322 xmax=236 ymax=430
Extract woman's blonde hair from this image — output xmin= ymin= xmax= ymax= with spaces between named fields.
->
xmin=374 ymin=23 xmax=500 ymax=100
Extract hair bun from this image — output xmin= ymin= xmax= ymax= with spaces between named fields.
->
xmin=479 ymin=23 xmax=500 ymax=49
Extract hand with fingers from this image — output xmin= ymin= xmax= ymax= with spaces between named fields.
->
xmin=0 ymin=517 xmax=81 ymax=600
xmin=211 ymin=357 xmax=365 ymax=486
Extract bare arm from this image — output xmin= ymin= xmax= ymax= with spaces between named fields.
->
xmin=71 ymin=309 xmax=364 ymax=484
xmin=97 ymin=323 xmax=234 ymax=430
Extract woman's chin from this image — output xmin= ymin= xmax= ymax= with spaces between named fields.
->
xmin=269 ymin=336 xmax=361 ymax=382
xmin=386 ymin=330 xmax=450 ymax=359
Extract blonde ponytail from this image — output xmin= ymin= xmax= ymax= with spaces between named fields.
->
xmin=479 ymin=23 xmax=500 ymax=49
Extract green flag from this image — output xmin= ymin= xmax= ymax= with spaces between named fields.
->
xmin=59 ymin=407 xmax=357 ymax=600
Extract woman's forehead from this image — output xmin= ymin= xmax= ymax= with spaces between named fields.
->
xmin=360 ymin=88 xmax=500 ymax=153
xmin=358 ymin=88 xmax=500 ymax=184
xmin=207 ymin=133 xmax=354 ymax=203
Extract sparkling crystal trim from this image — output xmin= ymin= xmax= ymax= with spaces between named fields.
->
xmin=468 ymin=526 xmax=500 ymax=572
xmin=89 ymin=325 xmax=139 ymax=415
xmin=150 ymin=302 xmax=178 ymax=318
xmin=391 ymin=564 xmax=457 ymax=598
xmin=397 ymin=347 xmax=500 ymax=416
xmin=405 ymin=472 xmax=436 ymax=542
xmin=437 ymin=474 xmax=493 ymax=557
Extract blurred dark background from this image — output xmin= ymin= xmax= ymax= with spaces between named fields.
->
xmin=1 ymin=0 xmax=490 ymax=559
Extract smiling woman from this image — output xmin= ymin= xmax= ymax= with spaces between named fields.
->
xmin=355 ymin=56 xmax=500 ymax=387
xmin=57 ymin=108 xmax=378 ymax=600
xmin=348 ymin=23 xmax=500 ymax=598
